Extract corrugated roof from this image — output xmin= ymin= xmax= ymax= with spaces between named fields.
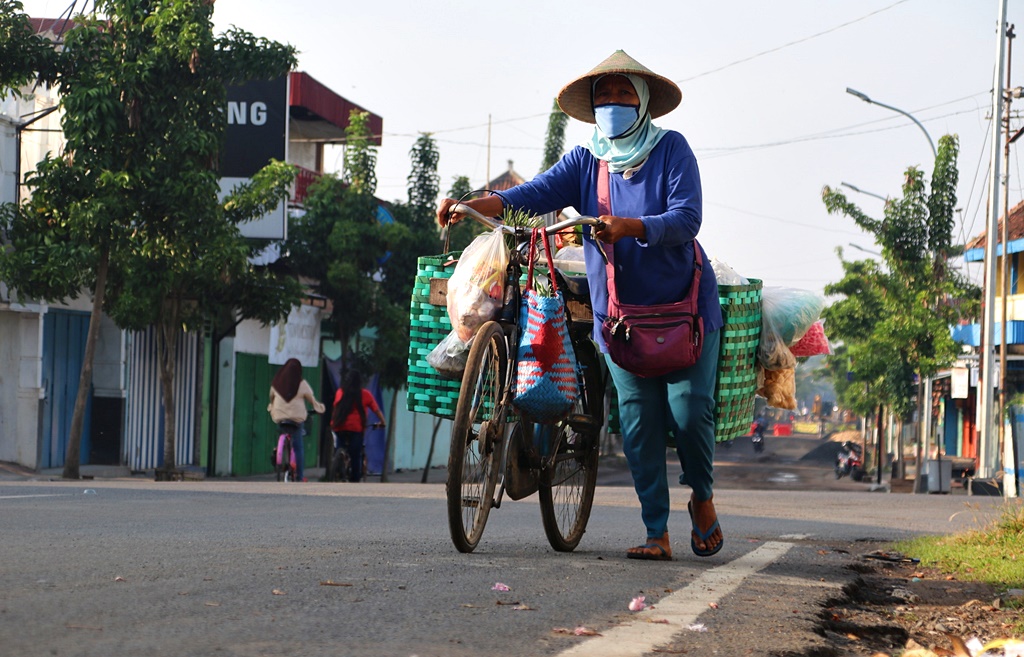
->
xmin=487 ymin=160 xmax=526 ymax=192
xmin=28 ymin=17 xmax=76 ymax=39
xmin=965 ymin=198 xmax=1024 ymax=252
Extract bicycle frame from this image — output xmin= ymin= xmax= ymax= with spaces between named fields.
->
xmin=449 ymin=204 xmax=602 ymax=509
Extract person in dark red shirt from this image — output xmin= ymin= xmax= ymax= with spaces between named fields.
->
xmin=330 ymin=370 xmax=386 ymax=482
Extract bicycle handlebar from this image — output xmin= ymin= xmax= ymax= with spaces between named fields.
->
xmin=450 ymin=203 xmax=603 ymax=234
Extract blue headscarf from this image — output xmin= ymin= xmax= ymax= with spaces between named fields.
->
xmin=582 ymin=73 xmax=667 ymax=173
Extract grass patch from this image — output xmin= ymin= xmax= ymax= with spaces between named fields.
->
xmin=894 ymin=501 xmax=1024 ymax=589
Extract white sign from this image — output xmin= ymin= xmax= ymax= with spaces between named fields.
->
xmin=951 ymin=367 xmax=969 ymax=399
xmin=269 ymin=304 xmax=321 ymax=367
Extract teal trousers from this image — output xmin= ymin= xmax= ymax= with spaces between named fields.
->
xmin=606 ymin=328 xmax=719 ymax=539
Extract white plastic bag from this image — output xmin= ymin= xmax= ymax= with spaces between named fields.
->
xmin=758 ymin=287 xmax=825 ymax=370
xmin=711 ymin=257 xmax=748 ymax=286
xmin=427 ymin=330 xmax=471 ymax=379
xmin=446 ymin=229 xmax=508 ymax=342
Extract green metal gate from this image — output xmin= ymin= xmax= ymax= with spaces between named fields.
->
xmin=232 ymin=354 xmax=321 ymax=476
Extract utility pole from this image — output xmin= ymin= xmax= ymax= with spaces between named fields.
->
xmin=979 ymin=0 xmax=1010 ymax=482
xmin=999 ymin=24 xmax=1016 ymax=488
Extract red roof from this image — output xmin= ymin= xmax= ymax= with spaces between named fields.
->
xmin=28 ymin=17 xmax=76 ymax=38
xmin=964 ymin=199 xmax=1024 ymax=251
xmin=289 ymin=72 xmax=382 ymax=146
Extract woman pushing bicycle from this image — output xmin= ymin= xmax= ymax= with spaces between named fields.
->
xmin=331 ymin=370 xmax=386 ymax=482
xmin=438 ymin=50 xmax=724 ymax=560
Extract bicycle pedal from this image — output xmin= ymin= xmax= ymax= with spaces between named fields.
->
xmin=461 ymin=496 xmax=481 ymax=508
xmin=566 ymin=413 xmax=601 ymax=435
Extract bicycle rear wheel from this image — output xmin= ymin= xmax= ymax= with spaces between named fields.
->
xmin=446 ymin=321 xmax=508 ymax=553
xmin=281 ymin=443 xmax=292 ymax=482
xmin=538 ymin=339 xmax=604 ymax=552
xmin=330 ymin=447 xmax=350 ymax=483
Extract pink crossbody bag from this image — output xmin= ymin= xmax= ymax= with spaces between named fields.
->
xmin=597 ymin=160 xmax=704 ymax=377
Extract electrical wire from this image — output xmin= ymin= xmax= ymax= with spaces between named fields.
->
xmin=958 ymin=115 xmax=996 ymax=250
xmin=697 ymin=107 xmax=987 ymax=160
xmin=706 ymin=201 xmax=867 ymax=237
xmin=675 ymin=0 xmax=913 ymax=84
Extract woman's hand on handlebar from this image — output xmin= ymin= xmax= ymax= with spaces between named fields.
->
xmin=436 ymin=196 xmax=505 ymax=227
xmin=437 ymin=198 xmax=461 ymax=226
xmin=593 ymin=214 xmax=645 ymax=244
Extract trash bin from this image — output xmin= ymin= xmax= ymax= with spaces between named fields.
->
xmin=926 ymin=459 xmax=952 ymax=494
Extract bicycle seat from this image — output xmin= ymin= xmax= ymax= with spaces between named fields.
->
xmin=553 ymin=268 xmax=590 ymax=300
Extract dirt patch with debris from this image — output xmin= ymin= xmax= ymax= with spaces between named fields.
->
xmin=805 ymin=556 xmax=1021 ymax=656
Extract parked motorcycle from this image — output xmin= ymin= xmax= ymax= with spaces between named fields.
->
xmin=751 ymin=417 xmax=767 ymax=453
xmin=835 ymin=440 xmax=865 ymax=481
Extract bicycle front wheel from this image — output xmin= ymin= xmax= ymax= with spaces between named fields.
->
xmin=538 ymin=339 xmax=604 ymax=552
xmin=446 ymin=321 xmax=508 ymax=553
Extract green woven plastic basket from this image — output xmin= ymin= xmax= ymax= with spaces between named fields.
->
xmin=406 ymin=253 xmax=462 ymax=418
xmin=605 ymin=279 xmax=762 ymax=445
xmin=713 ymin=279 xmax=762 ymax=442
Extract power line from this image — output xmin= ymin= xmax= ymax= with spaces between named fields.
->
xmin=697 ymin=106 xmax=986 ymax=160
xmin=675 ymin=0 xmax=913 ymax=83
xmin=706 ymin=201 xmax=867 ymax=237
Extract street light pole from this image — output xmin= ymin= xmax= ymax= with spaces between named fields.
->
xmin=846 ymin=88 xmax=938 ymax=160
xmin=846 ymin=86 xmax=939 ymax=492
xmin=847 ymin=242 xmax=882 ymax=257
xmin=840 ymin=181 xmax=887 ymax=202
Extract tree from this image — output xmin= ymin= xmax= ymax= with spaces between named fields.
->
xmin=286 ymin=110 xmax=390 ymax=373
xmin=0 ymin=1 xmax=299 ymax=478
xmin=821 ymin=134 xmax=980 ymax=424
xmin=0 ymin=1 xmax=57 ymax=97
xmin=378 ymin=134 xmax=447 ymax=479
xmin=444 ymin=175 xmax=484 ymax=253
xmin=370 ymin=134 xmax=443 ymax=393
xmin=540 ymin=98 xmax=569 ymax=173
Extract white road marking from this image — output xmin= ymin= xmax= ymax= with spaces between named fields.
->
xmin=0 ymin=494 xmax=71 ymax=499
xmin=556 ymin=541 xmax=795 ymax=657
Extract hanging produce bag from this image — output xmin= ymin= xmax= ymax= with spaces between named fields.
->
xmin=446 ymin=228 xmax=508 ymax=342
xmin=512 ymin=228 xmax=579 ymax=422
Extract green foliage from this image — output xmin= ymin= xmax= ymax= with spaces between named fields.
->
xmin=0 ymin=0 xmax=300 ymax=472
xmin=448 ymin=175 xmax=473 ymax=201
xmin=540 ymin=98 xmax=569 ymax=173
xmin=444 ymin=175 xmax=484 ymax=253
xmin=820 ymin=134 xmax=979 ymax=421
xmin=0 ymin=1 xmax=58 ymax=95
xmin=375 ymin=133 xmax=447 ymax=389
xmin=406 ymin=133 xmax=440 ymax=215
xmin=286 ymin=111 xmax=393 ymax=373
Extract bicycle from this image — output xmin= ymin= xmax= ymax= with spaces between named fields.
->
xmin=444 ymin=204 xmax=606 ymax=553
xmin=328 ymin=422 xmax=385 ymax=482
xmin=273 ymin=424 xmax=299 ymax=482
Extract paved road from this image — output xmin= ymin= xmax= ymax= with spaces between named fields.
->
xmin=0 ymin=434 xmax=1005 ymax=657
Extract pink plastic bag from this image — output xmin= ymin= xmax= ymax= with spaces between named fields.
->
xmin=789 ymin=320 xmax=832 ymax=357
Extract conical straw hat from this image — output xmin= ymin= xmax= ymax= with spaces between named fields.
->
xmin=556 ymin=50 xmax=681 ymax=123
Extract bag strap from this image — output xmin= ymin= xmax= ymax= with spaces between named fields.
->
xmin=524 ymin=226 xmax=559 ymax=295
xmin=596 ymin=159 xmax=703 ymax=311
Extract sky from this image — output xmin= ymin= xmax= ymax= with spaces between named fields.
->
xmin=15 ymin=0 xmax=1024 ymax=297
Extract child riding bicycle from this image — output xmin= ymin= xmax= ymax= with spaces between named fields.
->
xmin=330 ymin=370 xmax=387 ymax=482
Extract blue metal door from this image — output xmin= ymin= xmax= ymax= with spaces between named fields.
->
xmin=40 ymin=310 xmax=92 ymax=468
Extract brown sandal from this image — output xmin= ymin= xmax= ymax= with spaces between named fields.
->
xmin=626 ymin=533 xmax=672 ymax=561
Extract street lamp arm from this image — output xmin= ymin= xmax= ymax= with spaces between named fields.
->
xmin=846 ymin=87 xmax=938 ymax=160
xmin=840 ymin=181 xmax=887 ymax=201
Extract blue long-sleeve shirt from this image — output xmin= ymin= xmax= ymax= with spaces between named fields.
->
xmin=498 ymin=131 xmax=722 ymax=352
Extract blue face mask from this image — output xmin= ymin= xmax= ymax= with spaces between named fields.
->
xmin=594 ymin=104 xmax=640 ymax=139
